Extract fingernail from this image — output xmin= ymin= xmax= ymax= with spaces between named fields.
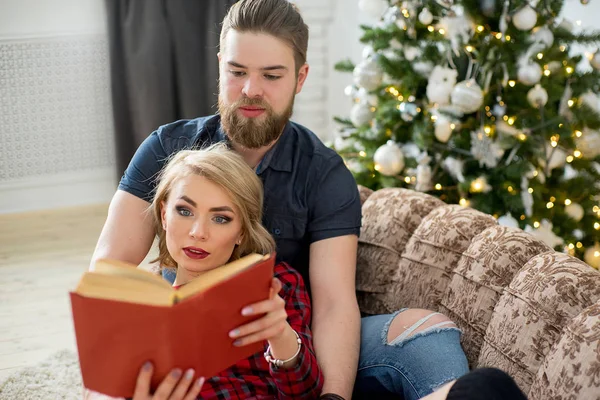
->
xmin=233 ymin=339 xmax=242 ymax=346
xmin=241 ymin=307 xmax=252 ymax=316
xmin=229 ymin=329 xmax=240 ymax=338
xmin=196 ymin=377 xmax=205 ymax=387
xmin=171 ymin=368 xmax=182 ymax=378
xmin=143 ymin=362 xmax=152 ymax=371
xmin=184 ymin=369 xmax=195 ymax=380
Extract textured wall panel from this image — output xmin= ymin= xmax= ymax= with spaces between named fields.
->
xmin=0 ymin=35 xmax=115 ymax=181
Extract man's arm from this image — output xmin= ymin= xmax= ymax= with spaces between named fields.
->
xmin=90 ymin=190 xmax=155 ymax=269
xmin=309 ymin=235 xmax=361 ymax=399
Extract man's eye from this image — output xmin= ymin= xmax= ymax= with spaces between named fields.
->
xmin=264 ymin=74 xmax=281 ymax=81
xmin=230 ymin=70 xmax=245 ymax=77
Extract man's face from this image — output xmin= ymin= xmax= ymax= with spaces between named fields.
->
xmin=218 ymin=30 xmax=308 ymax=149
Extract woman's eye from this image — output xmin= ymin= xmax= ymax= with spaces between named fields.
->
xmin=176 ymin=206 xmax=192 ymax=217
xmin=213 ymin=215 xmax=231 ymax=224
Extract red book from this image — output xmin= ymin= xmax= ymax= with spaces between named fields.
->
xmin=70 ymin=253 xmax=274 ymax=398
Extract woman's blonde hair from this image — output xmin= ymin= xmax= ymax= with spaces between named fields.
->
xmin=151 ymin=143 xmax=275 ymax=269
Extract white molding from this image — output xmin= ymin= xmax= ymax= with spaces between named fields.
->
xmin=0 ymin=168 xmax=117 ymax=214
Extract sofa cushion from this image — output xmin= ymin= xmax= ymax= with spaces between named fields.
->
xmin=385 ymin=205 xmax=496 ymax=312
xmin=528 ymin=300 xmax=600 ymax=400
xmin=439 ymin=225 xmax=551 ymax=367
xmin=356 ymin=188 xmax=444 ymax=314
xmin=477 ymin=253 xmax=600 ymax=393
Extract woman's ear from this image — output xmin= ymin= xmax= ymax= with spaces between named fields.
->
xmin=160 ymin=201 xmax=167 ymax=230
xmin=236 ymin=234 xmax=243 ymax=246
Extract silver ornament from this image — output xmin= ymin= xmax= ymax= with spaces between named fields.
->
xmin=350 ymin=102 xmax=374 ymax=127
xmin=451 ymin=80 xmax=484 ymax=114
xmin=513 ymin=6 xmax=537 ymax=31
xmin=527 ymin=84 xmax=548 ymax=108
xmin=470 ymin=130 xmax=504 ymax=168
xmin=398 ymin=102 xmax=419 ymax=121
xmin=353 ymin=58 xmax=383 ymax=91
xmin=518 ymin=63 xmax=542 ymax=86
xmin=374 ymin=141 xmax=405 ymax=176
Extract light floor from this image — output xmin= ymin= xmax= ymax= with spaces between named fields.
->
xmin=0 ymin=204 xmax=157 ymax=381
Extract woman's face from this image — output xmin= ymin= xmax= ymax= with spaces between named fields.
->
xmin=161 ymin=174 xmax=243 ymax=282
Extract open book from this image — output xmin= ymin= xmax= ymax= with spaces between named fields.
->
xmin=71 ymin=253 xmax=275 ymax=398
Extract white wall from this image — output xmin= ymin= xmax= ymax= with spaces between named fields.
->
xmin=0 ymin=0 xmax=116 ymax=214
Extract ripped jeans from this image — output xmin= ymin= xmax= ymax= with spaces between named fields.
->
xmin=353 ymin=309 xmax=469 ymax=400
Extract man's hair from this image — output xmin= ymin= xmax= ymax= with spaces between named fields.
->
xmin=150 ymin=143 xmax=275 ymax=270
xmin=220 ymin=0 xmax=309 ymax=73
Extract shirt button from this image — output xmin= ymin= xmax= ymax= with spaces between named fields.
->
xmin=274 ymin=228 xmax=281 ymax=235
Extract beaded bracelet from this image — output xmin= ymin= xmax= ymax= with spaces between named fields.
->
xmin=263 ymin=330 xmax=302 ymax=367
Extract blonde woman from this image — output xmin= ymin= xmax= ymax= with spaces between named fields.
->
xmin=88 ymin=144 xmax=323 ymax=400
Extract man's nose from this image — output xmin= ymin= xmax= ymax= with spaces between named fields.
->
xmin=242 ymin=75 xmax=263 ymax=98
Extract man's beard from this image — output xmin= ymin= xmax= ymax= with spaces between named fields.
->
xmin=218 ymin=95 xmax=294 ymax=149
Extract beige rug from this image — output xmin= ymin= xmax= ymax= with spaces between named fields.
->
xmin=0 ymin=350 xmax=83 ymax=400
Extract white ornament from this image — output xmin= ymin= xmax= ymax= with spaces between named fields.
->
xmin=443 ymin=157 xmax=466 ymax=182
xmin=358 ymin=0 xmax=388 ymax=19
xmin=513 ymin=5 xmax=537 ymax=31
xmin=579 ymin=91 xmax=599 ymax=112
xmin=518 ymin=63 xmax=542 ymax=86
xmin=374 ymin=141 xmax=405 ymax=176
xmin=565 ymin=203 xmax=585 ymax=222
xmin=584 ymin=243 xmax=600 ymax=269
xmin=591 ymin=52 xmax=600 ymax=70
xmin=403 ymin=46 xmax=421 ymax=61
xmin=356 ymin=87 xmax=379 ymax=106
xmin=527 ymin=84 xmax=548 ymax=108
xmin=427 ymin=66 xmax=458 ymax=105
xmin=350 ymin=102 xmax=374 ymax=127
xmin=362 ymin=45 xmax=375 ymax=60
xmin=539 ymin=144 xmax=567 ymax=172
xmin=413 ymin=61 xmax=434 ymax=77
xmin=418 ymin=8 xmax=433 ymax=25
xmin=573 ymin=229 xmax=584 ymax=240
xmin=451 ymin=80 xmax=484 ymax=114
xmin=576 ymin=128 xmax=600 ymax=158
xmin=344 ymin=85 xmax=357 ymax=97
xmin=415 ymin=153 xmax=433 ymax=192
xmin=558 ymin=19 xmax=575 ymax=33
xmin=434 ymin=115 xmax=453 ymax=143
xmin=521 ymin=177 xmax=533 ymax=217
xmin=353 ymin=59 xmax=383 ymax=91
xmin=438 ymin=15 xmax=475 ymax=56
xmin=498 ymin=213 xmax=519 ymax=228
xmin=525 ymin=220 xmax=564 ymax=249
xmin=471 ymin=130 xmax=504 ymax=168
xmin=529 ymin=26 xmax=554 ymax=48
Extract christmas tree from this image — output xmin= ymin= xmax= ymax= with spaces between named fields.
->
xmin=334 ymin=0 xmax=600 ymax=267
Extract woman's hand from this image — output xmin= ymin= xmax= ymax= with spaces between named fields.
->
xmin=132 ymin=362 xmax=205 ymax=400
xmin=228 ymin=278 xmax=289 ymax=346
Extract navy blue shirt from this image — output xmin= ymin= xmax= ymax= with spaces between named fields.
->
xmin=119 ymin=115 xmax=361 ymax=286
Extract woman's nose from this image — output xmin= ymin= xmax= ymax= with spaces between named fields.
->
xmin=189 ymin=221 xmax=208 ymax=240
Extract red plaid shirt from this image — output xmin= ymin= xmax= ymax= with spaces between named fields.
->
xmin=193 ymin=262 xmax=323 ymax=399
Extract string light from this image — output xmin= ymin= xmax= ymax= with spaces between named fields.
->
xmin=574 ymin=150 xmax=582 ymax=158
xmin=450 ymin=123 xmax=456 ymax=129
xmin=594 ymin=206 xmax=600 ymax=213
xmin=517 ymin=133 xmax=528 ymax=141
xmin=431 ymin=115 xmax=438 ymax=121
xmin=534 ymin=221 xmax=540 ymax=228
xmin=484 ymin=126 xmax=492 ymax=134
xmin=507 ymin=117 xmax=515 ymax=126
xmin=520 ymin=215 xmax=526 ymax=220
xmin=533 ymin=171 xmax=539 ymax=177
xmin=575 ymin=130 xmax=583 ymax=138
xmin=428 ymin=25 xmax=435 ymax=32
xmin=566 ymin=66 xmax=574 ymax=74
xmin=508 ymin=80 xmax=516 ymax=87
xmin=550 ymin=135 xmax=559 ymax=147
xmin=507 ymin=186 xmax=514 ymax=193
xmin=505 ymin=35 xmax=511 ymax=41
xmin=439 ymin=28 xmax=446 ymax=35
xmin=528 ymin=187 xmax=534 ymax=193
xmin=477 ymin=25 xmax=485 ymax=33
xmin=466 ymin=45 xmax=474 ymax=52
xmin=566 ymin=155 xmax=574 ymax=163
xmin=374 ymin=164 xmax=381 ymax=171
xmin=435 ymin=183 xmax=442 ymax=190
xmin=359 ymin=151 xmax=367 ymax=157
xmin=550 ymin=196 xmax=556 ymax=202
xmin=544 ymin=70 xmax=551 ymax=77
xmin=576 ymin=242 xmax=583 ymax=248
xmin=595 ymin=222 xmax=600 ymax=230
xmin=537 ymin=53 xmax=544 ymax=59
xmin=568 ymin=243 xmax=575 ymax=249
xmin=547 ymin=202 xmax=554 ymax=209
xmin=560 ymin=45 xmax=567 ymax=52
xmin=565 ymin=199 xmax=572 ymax=205
xmin=495 ymin=32 xmax=503 ymax=39
xmin=568 ymin=99 xmax=575 ymax=107
xmin=404 ymin=176 xmax=411 ymax=184
xmin=459 ymin=198 xmax=470 ymax=207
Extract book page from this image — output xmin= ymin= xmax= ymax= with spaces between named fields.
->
xmin=177 ymin=253 xmax=269 ymax=301
xmin=75 ymin=273 xmax=174 ymax=306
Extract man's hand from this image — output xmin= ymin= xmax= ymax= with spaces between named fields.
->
xmin=132 ymin=362 xmax=205 ymax=400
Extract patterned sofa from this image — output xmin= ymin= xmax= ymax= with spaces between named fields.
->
xmin=356 ymin=186 xmax=600 ymax=400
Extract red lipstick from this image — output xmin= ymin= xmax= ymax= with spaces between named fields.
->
xmin=183 ymin=247 xmax=210 ymax=260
